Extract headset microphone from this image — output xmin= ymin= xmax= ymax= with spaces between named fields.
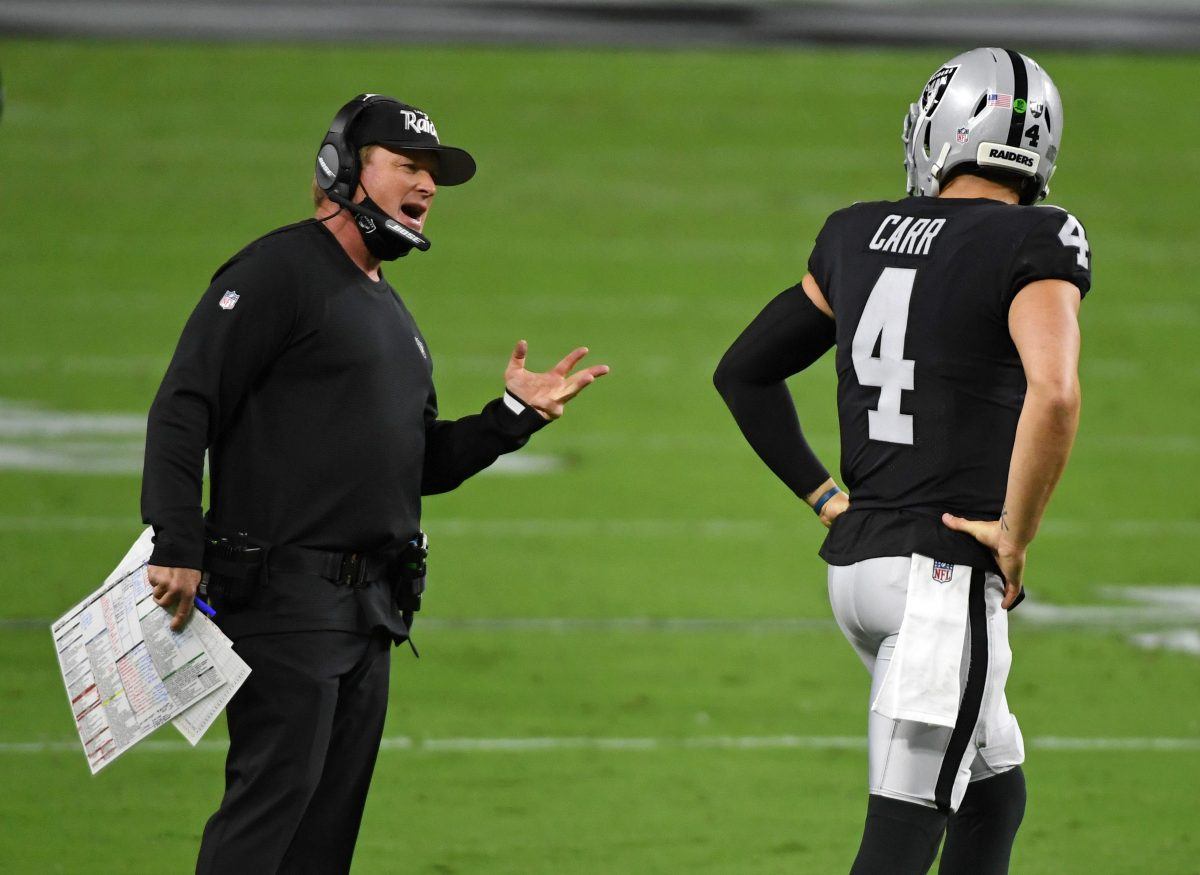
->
xmin=327 ymin=190 xmax=431 ymax=252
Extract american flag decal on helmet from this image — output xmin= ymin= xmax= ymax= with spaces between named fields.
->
xmin=932 ymin=561 xmax=954 ymax=583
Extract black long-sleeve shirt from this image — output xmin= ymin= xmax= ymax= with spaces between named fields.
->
xmin=142 ymin=220 xmax=547 ymax=572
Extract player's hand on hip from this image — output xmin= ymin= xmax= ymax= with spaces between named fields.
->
xmin=941 ymin=514 xmax=1026 ymax=609
xmin=147 ymin=565 xmax=201 ymax=631
xmin=819 ymin=492 xmax=850 ymax=528
xmin=504 ymin=340 xmax=610 ymax=420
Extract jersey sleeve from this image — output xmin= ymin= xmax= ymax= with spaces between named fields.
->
xmin=805 ymin=210 xmax=841 ymax=305
xmin=140 ymin=246 xmax=304 ymax=568
xmin=1007 ymin=209 xmax=1093 ymax=309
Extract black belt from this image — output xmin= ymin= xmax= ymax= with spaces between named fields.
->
xmin=268 ymin=544 xmax=402 ymax=588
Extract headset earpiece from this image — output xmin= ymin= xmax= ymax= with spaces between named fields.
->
xmin=315 ymin=94 xmax=402 ymax=201
xmin=315 ymin=142 xmax=343 ymax=194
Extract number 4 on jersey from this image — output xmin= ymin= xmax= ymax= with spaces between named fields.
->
xmin=1057 ymin=213 xmax=1090 ymax=270
xmin=852 ymin=267 xmax=917 ymax=445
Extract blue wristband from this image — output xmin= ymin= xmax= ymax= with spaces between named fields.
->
xmin=812 ymin=486 xmax=841 ymax=516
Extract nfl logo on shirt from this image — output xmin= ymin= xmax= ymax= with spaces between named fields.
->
xmin=219 ymin=290 xmax=240 ymax=310
xmin=931 ymin=560 xmax=954 ymax=583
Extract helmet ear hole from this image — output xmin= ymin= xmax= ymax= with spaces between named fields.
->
xmin=922 ymin=122 xmax=932 ymax=159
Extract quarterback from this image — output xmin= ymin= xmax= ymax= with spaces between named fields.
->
xmin=715 ymin=48 xmax=1090 ymax=874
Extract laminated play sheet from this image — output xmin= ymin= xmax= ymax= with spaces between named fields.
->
xmin=171 ymin=613 xmax=250 ymax=746
xmin=52 ymin=528 xmax=250 ymax=772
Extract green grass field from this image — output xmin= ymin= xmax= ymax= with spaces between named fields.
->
xmin=1 ymin=40 xmax=1198 ymax=873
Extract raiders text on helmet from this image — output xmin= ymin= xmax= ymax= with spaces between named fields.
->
xmin=902 ymin=48 xmax=1064 ymax=204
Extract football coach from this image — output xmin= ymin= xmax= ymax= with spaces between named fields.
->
xmin=140 ymin=93 xmax=609 ymax=874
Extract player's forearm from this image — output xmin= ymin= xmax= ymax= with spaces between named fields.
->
xmin=714 ymin=377 xmax=832 ymax=500
xmin=713 ymin=283 xmax=836 ymax=501
xmin=1000 ymin=382 xmax=1080 ymax=548
xmin=804 ymin=477 xmax=838 ymax=508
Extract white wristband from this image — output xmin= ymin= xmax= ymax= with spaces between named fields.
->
xmin=502 ymin=391 xmax=527 ymax=416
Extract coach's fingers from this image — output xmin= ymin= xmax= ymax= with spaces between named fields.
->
xmin=566 ymin=364 xmax=610 ymax=390
xmin=553 ymin=347 xmax=589 ymax=377
xmin=170 ymin=590 xmax=195 ymax=632
xmin=1000 ymin=579 xmax=1022 ymax=611
xmin=506 ymin=340 xmax=529 ymax=376
xmin=556 ymin=366 xmax=610 ymax=403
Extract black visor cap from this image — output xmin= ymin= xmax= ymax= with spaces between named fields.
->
xmin=349 ymin=100 xmax=476 ymax=186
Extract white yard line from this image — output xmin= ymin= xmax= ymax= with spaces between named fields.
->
xmin=1 ymin=734 xmax=1197 ymax=756
xmin=0 ymin=515 xmax=772 ymax=537
xmin=0 ymin=616 xmax=841 ymax=632
xmin=0 ymin=516 xmax=137 ymax=531
xmin=413 ymin=617 xmax=838 ymax=632
xmin=4 ymin=586 xmax=1199 ymax=634
xmin=1040 ymin=519 xmax=1200 ymax=537
xmin=3 ymin=514 xmax=1198 ymax=539
xmin=1129 ymin=629 xmax=1200 ymax=656
xmin=0 ymin=400 xmax=1197 ymax=479
xmin=0 ymin=402 xmax=145 ymax=437
xmin=431 ymin=518 xmax=769 ymax=538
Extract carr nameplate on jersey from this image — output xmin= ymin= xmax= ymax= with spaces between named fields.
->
xmin=867 ymin=215 xmax=947 ymax=257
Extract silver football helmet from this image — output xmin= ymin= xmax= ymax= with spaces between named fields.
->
xmin=903 ymin=47 xmax=1063 ymax=204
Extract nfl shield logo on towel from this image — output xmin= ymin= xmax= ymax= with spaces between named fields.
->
xmin=931 ymin=561 xmax=954 ymax=583
xmin=219 ymin=290 xmax=240 ymax=310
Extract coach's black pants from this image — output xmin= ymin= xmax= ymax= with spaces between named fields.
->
xmin=196 ymin=629 xmax=391 ymax=875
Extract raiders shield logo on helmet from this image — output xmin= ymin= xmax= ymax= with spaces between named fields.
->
xmin=920 ymin=65 xmax=959 ymax=118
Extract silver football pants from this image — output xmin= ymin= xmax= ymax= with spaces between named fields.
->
xmin=828 ymin=555 xmax=1025 ymax=812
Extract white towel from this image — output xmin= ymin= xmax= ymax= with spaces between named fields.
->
xmin=871 ymin=554 xmax=971 ymax=728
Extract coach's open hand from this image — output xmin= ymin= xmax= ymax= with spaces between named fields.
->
xmin=941 ymin=514 xmax=1026 ymax=609
xmin=147 ymin=565 xmax=201 ymax=631
xmin=505 ymin=340 xmax=609 ymax=420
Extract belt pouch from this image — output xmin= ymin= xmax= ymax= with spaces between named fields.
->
xmin=390 ymin=533 xmax=428 ymax=612
xmin=203 ymin=532 xmax=265 ymax=610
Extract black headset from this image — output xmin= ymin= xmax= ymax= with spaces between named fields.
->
xmin=314 ymin=93 xmax=431 ymax=252
xmin=315 ymin=93 xmax=395 ymax=201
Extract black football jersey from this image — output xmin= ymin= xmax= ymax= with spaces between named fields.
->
xmin=811 ymin=197 xmax=1091 ymax=568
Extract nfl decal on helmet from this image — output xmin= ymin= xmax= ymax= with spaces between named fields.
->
xmin=902 ymin=47 xmax=1064 ymax=204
